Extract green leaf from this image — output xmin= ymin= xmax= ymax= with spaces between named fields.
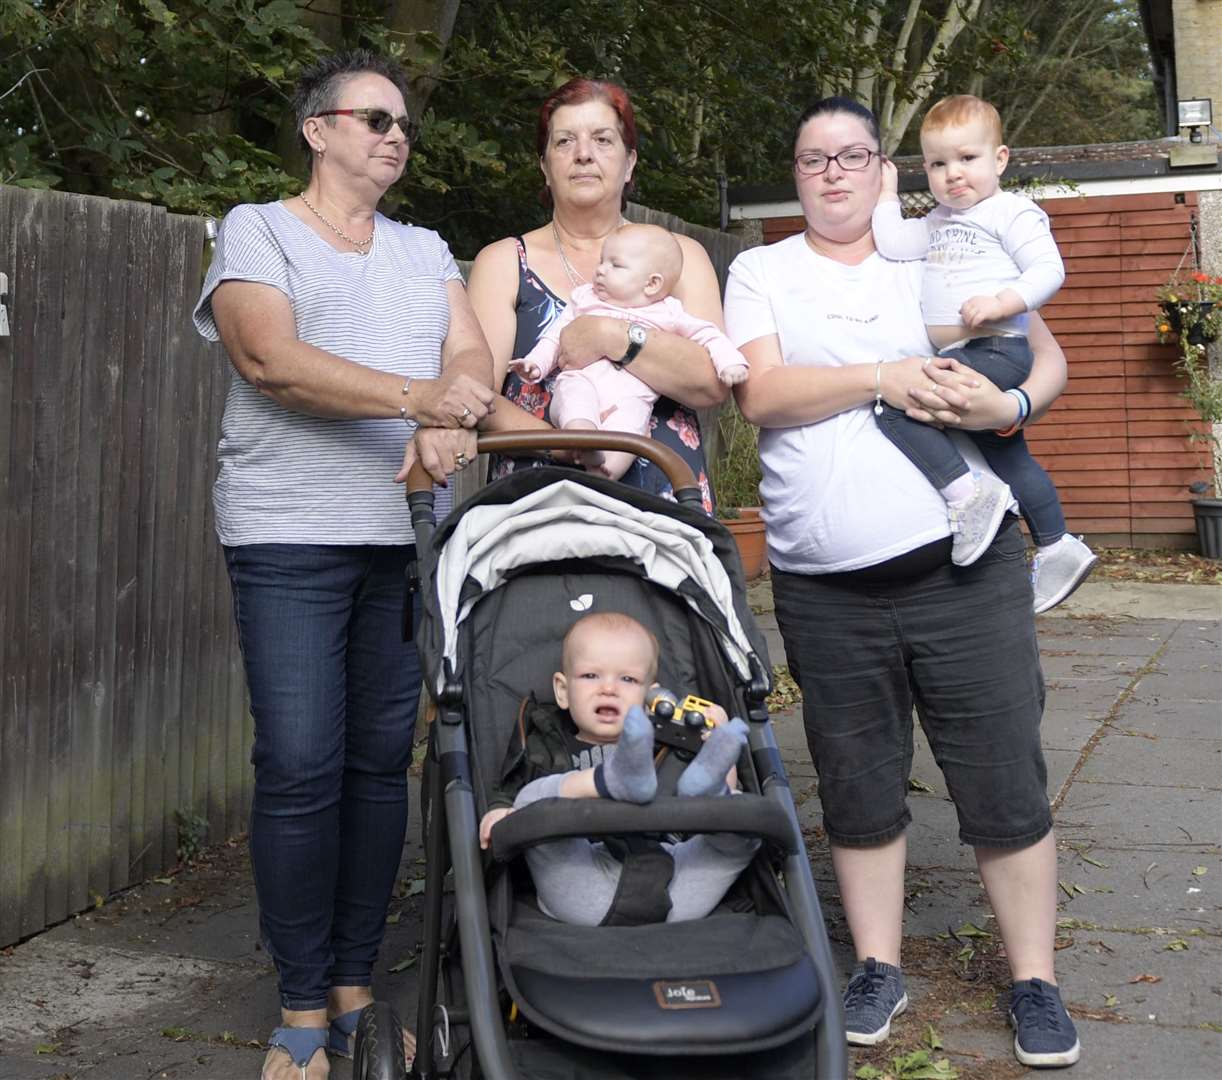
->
xmin=1104 ymin=993 xmax=1118 ymax=1007
xmin=388 ymin=954 xmax=418 ymax=974
xmin=1192 ymin=866 xmax=1207 ymax=876
xmin=1165 ymin=938 xmax=1190 ymax=951
xmin=908 ymin=777 xmax=935 ymax=794
xmin=855 ymin=1067 xmax=884 ymax=1080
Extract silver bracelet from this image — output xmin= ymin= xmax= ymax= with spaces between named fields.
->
xmin=873 ymin=360 xmax=884 ymax=416
xmin=399 ymin=376 xmax=413 ymax=426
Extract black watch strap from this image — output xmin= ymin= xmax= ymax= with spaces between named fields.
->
xmin=616 ymin=324 xmax=647 ymax=368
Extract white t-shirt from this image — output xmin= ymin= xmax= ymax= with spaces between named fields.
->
xmin=724 ymin=234 xmax=1004 ymax=574
xmin=872 ymin=191 xmax=1064 ymax=334
xmin=193 ymin=202 xmax=461 ymax=546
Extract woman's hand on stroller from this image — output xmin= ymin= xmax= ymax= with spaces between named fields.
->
xmin=480 ymin=806 xmax=514 ymax=849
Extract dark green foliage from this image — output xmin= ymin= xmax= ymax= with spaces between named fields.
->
xmin=1 ymin=2 xmax=1160 ymax=257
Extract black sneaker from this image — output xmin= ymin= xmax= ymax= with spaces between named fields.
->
xmin=843 ymin=958 xmax=908 ymax=1046
xmin=1009 ymin=978 xmax=1081 ymax=1067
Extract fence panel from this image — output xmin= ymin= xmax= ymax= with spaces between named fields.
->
xmin=0 ymin=188 xmax=742 ymax=945
xmin=0 ymin=186 xmax=248 ymax=946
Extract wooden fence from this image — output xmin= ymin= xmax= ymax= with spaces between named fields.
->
xmin=0 ymin=186 xmax=248 ymax=947
xmin=0 ymin=187 xmax=747 ymax=946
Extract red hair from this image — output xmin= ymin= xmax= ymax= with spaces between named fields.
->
xmin=536 ymin=78 xmax=638 ymax=208
xmin=536 ymin=78 xmax=638 ymax=157
xmin=921 ymin=95 xmax=1004 ymax=145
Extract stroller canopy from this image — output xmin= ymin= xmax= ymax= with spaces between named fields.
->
xmin=418 ymin=471 xmax=763 ymax=698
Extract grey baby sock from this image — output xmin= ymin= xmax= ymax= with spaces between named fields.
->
xmin=596 ymin=705 xmax=657 ymax=803
xmin=677 ymin=717 xmax=749 ymax=797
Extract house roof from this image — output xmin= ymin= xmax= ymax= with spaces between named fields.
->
xmin=729 ymin=136 xmax=1219 ymax=208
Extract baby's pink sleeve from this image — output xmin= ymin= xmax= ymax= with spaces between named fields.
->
xmin=669 ymin=306 xmax=750 ymax=377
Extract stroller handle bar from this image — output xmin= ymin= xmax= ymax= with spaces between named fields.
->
xmin=489 ymin=794 xmax=799 ymax=864
xmin=404 ymin=432 xmax=703 ymax=507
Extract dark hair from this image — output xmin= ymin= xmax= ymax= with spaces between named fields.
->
xmin=792 ymin=96 xmax=882 ymax=151
xmin=293 ymin=49 xmax=412 ymax=162
xmin=536 ymin=78 xmax=638 ymax=209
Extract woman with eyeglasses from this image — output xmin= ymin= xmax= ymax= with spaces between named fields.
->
xmin=193 ymin=50 xmax=492 ymax=1080
xmin=466 ymin=78 xmax=728 ymax=512
xmin=723 ymin=97 xmax=1081 ymax=1069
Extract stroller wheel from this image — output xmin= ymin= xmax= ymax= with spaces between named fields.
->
xmin=352 ymin=1000 xmax=409 ymax=1080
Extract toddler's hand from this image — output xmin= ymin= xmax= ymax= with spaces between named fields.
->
xmin=879 ymin=158 xmax=900 ymax=199
xmin=703 ymin=703 xmax=730 ymax=730
xmin=479 ymin=807 xmax=514 ymax=849
xmin=510 ymin=359 xmax=543 ymax=383
xmin=718 ymin=364 xmax=749 ymax=387
xmin=960 ymin=295 xmax=1005 ymax=328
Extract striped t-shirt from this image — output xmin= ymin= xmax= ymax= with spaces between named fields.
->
xmin=193 ymin=201 xmax=461 ymax=545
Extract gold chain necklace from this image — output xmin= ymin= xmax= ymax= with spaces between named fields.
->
xmin=300 ymin=193 xmax=374 ymax=253
xmin=551 ymin=217 xmax=627 ymax=289
xmin=551 ymin=219 xmax=587 ymax=287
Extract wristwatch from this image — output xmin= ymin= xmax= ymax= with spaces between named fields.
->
xmin=616 ymin=322 xmax=648 ymax=368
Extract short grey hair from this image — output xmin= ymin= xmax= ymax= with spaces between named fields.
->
xmin=292 ymin=49 xmax=412 ymax=162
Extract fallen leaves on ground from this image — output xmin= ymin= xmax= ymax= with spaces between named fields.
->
xmin=1091 ymin=548 xmax=1222 ymax=585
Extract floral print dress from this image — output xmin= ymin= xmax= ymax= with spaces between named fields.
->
xmin=490 ymin=237 xmax=714 ymax=514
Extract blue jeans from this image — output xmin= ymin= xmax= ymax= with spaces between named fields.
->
xmin=224 ymin=543 xmax=422 ymax=1010
xmin=876 ymin=336 xmax=1066 ymax=545
xmin=771 ymin=521 xmax=1052 ymax=850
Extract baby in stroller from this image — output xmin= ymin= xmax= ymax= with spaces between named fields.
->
xmin=478 ymin=612 xmax=758 ymax=926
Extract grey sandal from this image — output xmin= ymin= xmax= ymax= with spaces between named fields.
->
xmin=262 ymin=1025 xmax=328 ymax=1079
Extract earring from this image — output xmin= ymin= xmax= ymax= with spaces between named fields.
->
xmin=316 ymin=146 xmax=325 ymax=157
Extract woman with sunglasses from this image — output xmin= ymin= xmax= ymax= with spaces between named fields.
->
xmin=467 ymin=78 xmax=728 ymax=512
xmin=193 ymin=50 xmax=492 ymax=1080
xmin=723 ymin=98 xmax=1081 ymax=1068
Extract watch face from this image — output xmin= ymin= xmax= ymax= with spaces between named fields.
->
xmin=628 ymin=323 xmax=648 ymax=346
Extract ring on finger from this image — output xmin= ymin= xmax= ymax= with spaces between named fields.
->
xmin=455 ymin=452 xmax=468 ymax=468
xmin=460 ymin=405 xmax=472 ymax=419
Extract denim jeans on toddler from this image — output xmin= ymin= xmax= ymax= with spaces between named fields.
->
xmin=876 ymin=335 xmax=1065 ymax=546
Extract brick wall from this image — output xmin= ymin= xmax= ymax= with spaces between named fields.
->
xmin=1172 ymin=0 xmax=1222 ymax=106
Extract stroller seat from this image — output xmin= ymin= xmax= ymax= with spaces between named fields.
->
xmin=410 ymin=455 xmax=847 ymax=1079
xmin=500 ymin=910 xmax=822 ymax=1054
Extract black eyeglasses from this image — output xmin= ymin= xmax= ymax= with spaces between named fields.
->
xmin=793 ymin=147 xmax=879 ymax=176
xmin=316 ymin=108 xmax=419 ymax=144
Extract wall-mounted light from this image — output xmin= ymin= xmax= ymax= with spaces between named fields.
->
xmin=1178 ymin=98 xmax=1212 ymax=144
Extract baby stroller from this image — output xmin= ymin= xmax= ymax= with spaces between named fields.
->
xmin=397 ymin=432 xmax=846 ymax=1080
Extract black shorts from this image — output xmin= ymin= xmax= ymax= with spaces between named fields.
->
xmin=772 ymin=521 xmax=1052 ymax=849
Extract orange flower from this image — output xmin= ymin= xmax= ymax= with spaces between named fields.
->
xmin=1192 ymin=271 xmax=1209 ymax=283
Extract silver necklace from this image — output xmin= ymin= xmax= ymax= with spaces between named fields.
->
xmin=300 ymin=193 xmax=374 ymax=253
xmin=551 ymin=219 xmax=587 ymax=287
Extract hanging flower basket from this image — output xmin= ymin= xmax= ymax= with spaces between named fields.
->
xmin=1158 ymin=299 xmax=1218 ymax=346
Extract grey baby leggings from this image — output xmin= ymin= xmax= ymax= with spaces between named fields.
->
xmin=515 ymin=772 xmax=760 ymax=926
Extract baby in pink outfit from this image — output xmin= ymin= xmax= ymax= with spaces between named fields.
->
xmin=512 ymin=223 xmax=748 ymax=479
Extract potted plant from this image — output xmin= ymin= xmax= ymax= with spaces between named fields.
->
xmin=711 ymin=402 xmax=767 ymax=579
xmin=1154 ymin=271 xmax=1222 ymax=557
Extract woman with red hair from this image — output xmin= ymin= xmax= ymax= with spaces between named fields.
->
xmin=468 ymin=78 xmax=727 ymax=510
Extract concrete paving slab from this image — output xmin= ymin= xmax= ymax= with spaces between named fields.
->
xmin=1056 ymin=782 xmax=1221 ymax=849
xmin=1055 ymin=582 xmax=1222 ymax=621
xmin=1041 ymin=709 xmax=1114 ymax=751
xmin=1133 ymin=665 xmax=1222 ymax=702
xmin=1050 ymin=844 xmax=1221 ymax=931
xmin=1051 ymin=929 xmax=1222 ymax=1027
xmin=1113 ymin=695 xmax=1222 ymax=741
xmin=1076 ymin=732 xmax=1222 ymax=790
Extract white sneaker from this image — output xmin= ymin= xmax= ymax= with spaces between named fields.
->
xmin=1032 ymin=535 xmax=1098 ymax=614
xmin=948 ymin=473 xmax=1012 ymax=566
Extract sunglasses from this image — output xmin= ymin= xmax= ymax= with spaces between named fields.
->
xmin=316 ymin=108 xmax=419 ymax=144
